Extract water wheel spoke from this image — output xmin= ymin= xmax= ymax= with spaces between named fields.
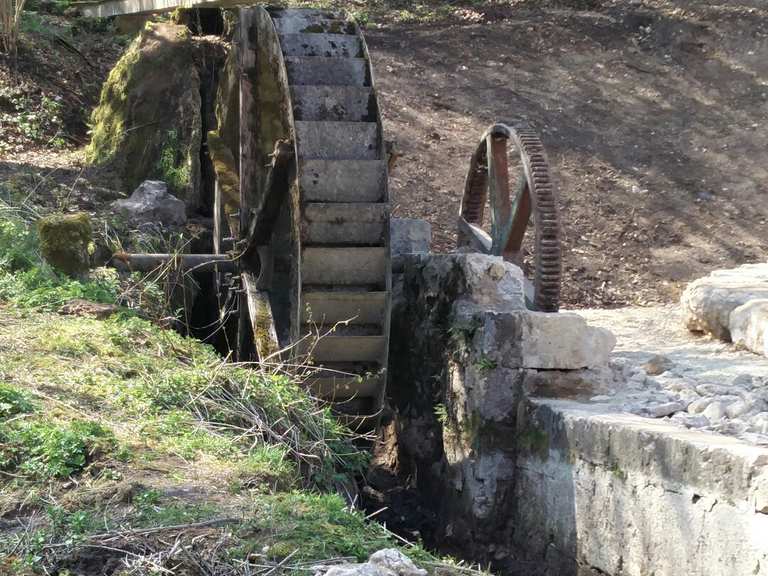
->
xmin=457 ymin=122 xmax=562 ymax=312
xmin=487 ymin=133 xmax=511 ymax=254
xmin=502 ymin=175 xmax=532 ymax=264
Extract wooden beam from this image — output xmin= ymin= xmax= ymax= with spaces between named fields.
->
xmin=75 ymin=0 xmax=249 ymax=19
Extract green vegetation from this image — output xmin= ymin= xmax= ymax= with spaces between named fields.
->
xmin=157 ymin=128 xmax=191 ymax=190
xmin=0 ymin=418 xmax=116 ymax=479
xmin=0 ymin=198 xmax=455 ymax=575
xmin=475 ymin=355 xmax=498 ymax=372
xmin=0 ymin=205 xmax=119 ymax=308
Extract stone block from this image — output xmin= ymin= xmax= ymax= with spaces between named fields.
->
xmin=519 ymin=311 xmax=616 ymax=370
xmin=681 ymin=263 xmax=768 ymax=340
xmin=37 ymin=212 xmax=92 ymax=277
xmin=730 ymin=299 xmax=768 ymax=357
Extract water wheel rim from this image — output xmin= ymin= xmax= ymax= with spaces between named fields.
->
xmin=458 ymin=122 xmax=562 ymax=312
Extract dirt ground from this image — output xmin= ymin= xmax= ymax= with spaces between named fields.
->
xmin=2 ymin=0 xmax=768 ymax=310
xmin=369 ymin=0 xmax=768 ymax=308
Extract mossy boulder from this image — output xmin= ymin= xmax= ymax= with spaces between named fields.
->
xmin=86 ymin=22 xmax=202 ymax=212
xmin=37 ymin=212 xmax=92 ymax=277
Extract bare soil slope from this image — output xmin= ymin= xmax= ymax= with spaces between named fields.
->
xmin=369 ymin=0 xmax=768 ymax=308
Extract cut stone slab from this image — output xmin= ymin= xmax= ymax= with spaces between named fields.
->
xmin=113 ymin=180 xmax=187 ymax=227
xmin=730 ymin=299 xmax=768 ymax=357
xmin=518 ymin=311 xmax=616 ymax=370
xmin=681 ymin=263 xmax=768 ymax=340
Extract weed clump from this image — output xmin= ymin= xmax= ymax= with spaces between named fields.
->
xmin=0 ymin=419 xmax=116 ymax=479
xmin=0 ymin=383 xmax=34 ymax=418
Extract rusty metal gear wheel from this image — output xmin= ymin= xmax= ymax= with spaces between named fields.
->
xmin=457 ymin=123 xmax=561 ymax=312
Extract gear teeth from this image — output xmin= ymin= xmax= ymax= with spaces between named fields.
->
xmin=458 ymin=123 xmax=562 ymax=312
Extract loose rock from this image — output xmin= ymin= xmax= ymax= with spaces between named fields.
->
xmin=703 ymin=401 xmax=726 ymax=422
xmin=315 ymin=549 xmax=426 ymax=576
xmin=642 ymin=354 xmax=674 ymax=375
xmin=113 ymin=180 xmax=187 ymax=227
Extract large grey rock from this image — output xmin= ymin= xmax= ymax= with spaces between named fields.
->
xmin=314 ymin=549 xmax=426 ymax=576
xmin=730 ymin=299 xmax=768 ymax=357
xmin=113 ymin=180 xmax=187 ymax=227
xmin=681 ymin=263 xmax=768 ymax=340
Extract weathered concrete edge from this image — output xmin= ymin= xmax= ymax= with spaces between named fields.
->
xmin=533 ymin=399 xmax=768 ymax=494
xmin=514 ymin=398 xmax=768 ymax=575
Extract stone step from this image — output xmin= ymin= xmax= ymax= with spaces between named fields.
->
xmin=279 ymin=33 xmax=362 ymax=58
xmin=285 ymin=57 xmax=368 ymax=86
xmin=300 ymin=160 xmax=386 ymax=203
xmin=302 ymin=202 xmax=387 ymax=245
xmin=291 ymin=86 xmax=375 ymax=122
xmin=295 ymin=121 xmax=379 ymax=160
xmin=301 ymin=246 xmax=387 ymax=286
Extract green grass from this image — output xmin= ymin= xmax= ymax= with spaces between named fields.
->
xmin=0 ymin=195 xmax=444 ymax=575
xmin=0 ymin=206 xmax=120 ymax=309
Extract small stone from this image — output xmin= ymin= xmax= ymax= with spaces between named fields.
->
xmin=750 ymin=412 xmax=768 ymax=434
xmin=642 ymin=354 xmax=674 ymax=375
xmin=590 ymin=395 xmax=613 ymax=403
xmin=688 ymin=397 xmax=714 ymax=414
xmin=731 ymin=374 xmax=755 ymax=389
xmin=703 ymin=401 xmax=726 ymax=422
xmin=695 ymin=383 xmax=731 ymax=396
xmin=725 ymin=400 xmax=753 ymax=419
xmin=649 ymin=401 xmax=685 ymax=418
xmin=670 ymin=413 xmax=709 ymax=428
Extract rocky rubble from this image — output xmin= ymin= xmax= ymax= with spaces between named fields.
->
xmin=579 ymin=306 xmax=768 ymax=446
xmin=313 ymin=549 xmax=426 ymax=576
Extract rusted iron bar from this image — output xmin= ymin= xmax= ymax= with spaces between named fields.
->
xmin=111 ymin=253 xmax=237 ymax=273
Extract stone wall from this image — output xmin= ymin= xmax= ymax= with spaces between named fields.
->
xmin=386 ymin=253 xmax=614 ymax=569
xmin=387 ymin=252 xmax=768 ymax=575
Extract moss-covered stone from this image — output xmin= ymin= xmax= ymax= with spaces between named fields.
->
xmin=37 ymin=212 xmax=92 ymax=277
xmin=86 ymin=22 xmax=202 ymax=211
